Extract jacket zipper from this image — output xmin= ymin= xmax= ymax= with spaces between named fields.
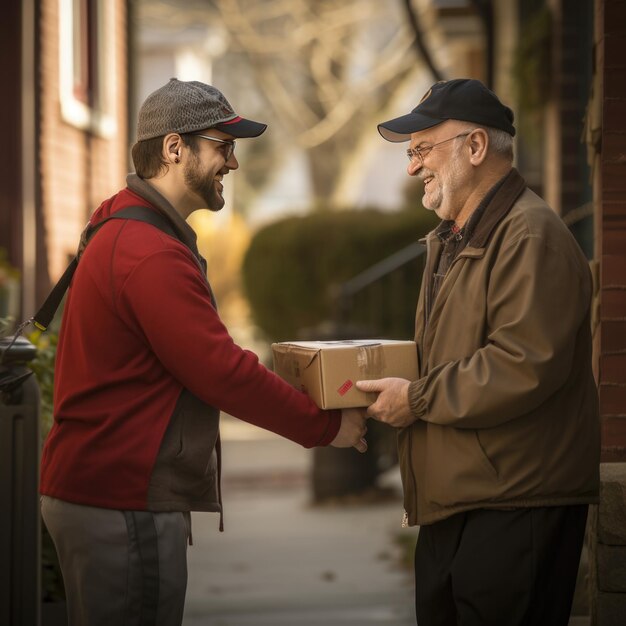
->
xmin=403 ymin=237 xmax=436 ymax=529
xmin=422 ymin=246 xmax=483 ymax=358
xmin=423 ymin=236 xmax=433 ymax=329
xmin=405 ymin=426 xmax=418 ymax=528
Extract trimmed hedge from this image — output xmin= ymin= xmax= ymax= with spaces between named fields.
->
xmin=242 ymin=207 xmax=438 ymax=341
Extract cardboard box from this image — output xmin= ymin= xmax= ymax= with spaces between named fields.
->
xmin=272 ymin=339 xmax=418 ymax=409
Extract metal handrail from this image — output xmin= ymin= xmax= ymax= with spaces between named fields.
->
xmin=562 ymin=201 xmax=593 ymax=226
xmin=331 ymin=241 xmax=427 ymax=338
xmin=336 ymin=241 xmax=426 ymax=298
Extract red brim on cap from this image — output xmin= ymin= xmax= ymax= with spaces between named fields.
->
xmin=214 ymin=116 xmax=267 ymax=138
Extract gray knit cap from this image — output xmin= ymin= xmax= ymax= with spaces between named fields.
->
xmin=136 ymin=78 xmax=267 ymax=141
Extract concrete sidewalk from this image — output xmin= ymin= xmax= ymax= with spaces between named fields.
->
xmin=182 ymin=416 xmax=591 ymax=626
xmin=182 ymin=416 xmax=415 ymax=625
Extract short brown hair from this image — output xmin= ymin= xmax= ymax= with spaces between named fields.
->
xmin=131 ymin=134 xmax=202 ymax=179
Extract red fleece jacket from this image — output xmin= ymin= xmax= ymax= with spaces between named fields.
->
xmin=40 ymin=188 xmax=340 ymax=509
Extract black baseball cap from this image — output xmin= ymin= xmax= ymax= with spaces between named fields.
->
xmin=378 ymin=78 xmax=515 ymax=142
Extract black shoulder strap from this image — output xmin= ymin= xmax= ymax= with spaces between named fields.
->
xmin=33 ymin=206 xmax=179 ymax=331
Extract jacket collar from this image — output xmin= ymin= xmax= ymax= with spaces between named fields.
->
xmin=467 ymin=168 xmax=527 ymax=249
xmin=126 ymin=173 xmax=201 ymax=260
xmin=422 ymin=168 xmax=527 ymax=250
xmin=125 ymin=174 xmax=218 ymax=308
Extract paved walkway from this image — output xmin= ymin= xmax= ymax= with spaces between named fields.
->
xmin=182 ymin=416 xmax=591 ymax=626
xmin=182 ymin=416 xmax=415 ymax=625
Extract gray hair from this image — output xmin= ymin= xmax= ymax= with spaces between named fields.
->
xmin=459 ymin=126 xmax=514 ymax=162
xmin=485 ymin=127 xmax=514 ymax=161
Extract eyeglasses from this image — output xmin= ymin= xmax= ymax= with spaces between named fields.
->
xmin=406 ymin=131 xmax=471 ymax=164
xmin=194 ymin=134 xmax=236 ymax=161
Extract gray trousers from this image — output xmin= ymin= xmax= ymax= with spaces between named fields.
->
xmin=41 ymin=496 xmax=191 ymax=626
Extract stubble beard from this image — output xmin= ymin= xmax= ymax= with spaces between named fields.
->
xmin=420 ymin=153 xmax=464 ymax=221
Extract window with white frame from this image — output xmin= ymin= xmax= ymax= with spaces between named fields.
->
xmin=59 ymin=0 xmax=117 ymax=137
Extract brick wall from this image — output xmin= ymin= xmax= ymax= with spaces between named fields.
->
xmin=589 ymin=1 xmax=626 ymax=624
xmin=39 ymin=0 xmax=128 ymax=285
xmin=597 ymin=0 xmax=626 ymax=463
xmin=589 ymin=465 xmax=626 ymax=624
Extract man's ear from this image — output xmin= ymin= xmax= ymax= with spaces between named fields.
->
xmin=468 ymin=129 xmax=489 ymax=166
xmin=163 ymin=133 xmax=182 ymax=164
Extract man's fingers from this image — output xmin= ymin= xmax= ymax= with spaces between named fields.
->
xmin=356 ymin=379 xmax=384 ymax=393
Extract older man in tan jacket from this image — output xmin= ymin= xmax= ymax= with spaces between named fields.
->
xmin=358 ymin=79 xmax=599 ymax=626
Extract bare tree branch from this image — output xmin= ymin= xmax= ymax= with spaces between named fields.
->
xmin=402 ymin=0 xmax=445 ymax=82
xmin=469 ymin=0 xmax=494 ymax=87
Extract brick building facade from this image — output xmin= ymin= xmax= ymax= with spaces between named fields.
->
xmin=0 ymin=0 xmax=129 ymax=319
xmin=588 ymin=1 xmax=626 ymax=623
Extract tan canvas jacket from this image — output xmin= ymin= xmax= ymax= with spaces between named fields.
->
xmin=402 ymin=169 xmax=600 ymax=526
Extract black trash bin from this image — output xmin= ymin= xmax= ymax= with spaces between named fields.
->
xmin=0 ymin=335 xmax=41 ymax=626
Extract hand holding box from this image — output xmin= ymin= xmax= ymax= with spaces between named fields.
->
xmin=272 ymin=339 xmax=418 ymax=409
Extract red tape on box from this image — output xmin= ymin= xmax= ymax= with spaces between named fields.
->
xmin=337 ymin=380 xmax=353 ymax=396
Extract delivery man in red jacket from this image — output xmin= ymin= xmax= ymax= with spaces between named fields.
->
xmin=40 ymin=78 xmax=367 ymax=626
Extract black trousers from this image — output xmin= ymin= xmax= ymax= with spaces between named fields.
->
xmin=414 ymin=505 xmax=588 ymax=626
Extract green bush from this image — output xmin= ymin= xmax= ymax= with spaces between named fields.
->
xmin=242 ymin=207 xmax=438 ymax=341
xmin=27 ymin=329 xmax=58 ymax=442
xmin=26 ymin=328 xmax=65 ymax=602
